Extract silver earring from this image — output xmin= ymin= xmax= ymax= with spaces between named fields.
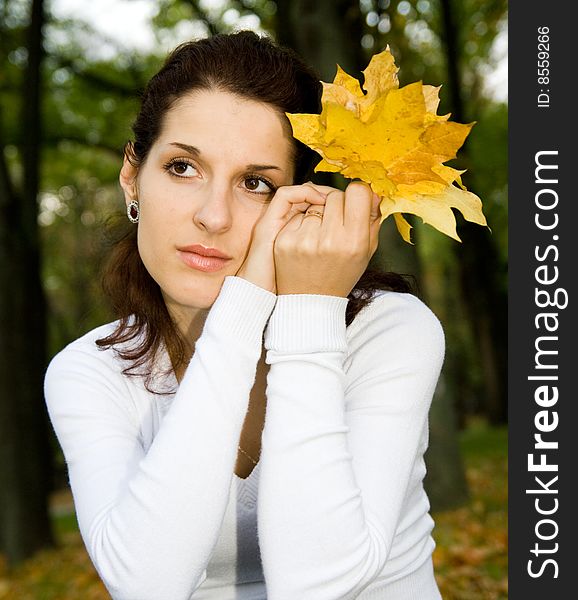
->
xmin=127 ymin=200 xmax=139 ymax=223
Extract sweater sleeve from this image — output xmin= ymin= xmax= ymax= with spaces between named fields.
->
xmin=257 ymin=292 xmax=445 ymax=600
xmin=44 ymin=276 xmax=276 ymax=600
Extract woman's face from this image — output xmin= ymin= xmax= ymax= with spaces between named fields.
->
xmin=120 ymin=89 xmax=294 ymax=324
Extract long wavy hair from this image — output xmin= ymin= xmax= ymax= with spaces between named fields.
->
xmin=96 ymin=31 xmax=416 ymax=390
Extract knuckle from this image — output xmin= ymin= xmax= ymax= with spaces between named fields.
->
xmin=346 ymin=181 xmax=371 ymax=199
xmin=300 ymin=237 xmax=318 ymax=255
xmin=302 ymin=183 xmax=329 ymax=202
xmin=319 ymin=238 xmax=335 ymax=255
xmin=325 ymin=189 xmax=343 ymax=202
xmin=274 ymin=232 xmax=291 ymax=249
xmin=345 ymin=239 xmax=367 ymax=259
xmin=274 ymin=185 xmax=291 ymax=199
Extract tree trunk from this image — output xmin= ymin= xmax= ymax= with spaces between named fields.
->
xmin=438 ymin=0 xmax=507 ymax=424
xmin=420 ymin=242 xmax=470 ymax=509
xmin=425 ymin=373 xmax=470 ymax=511
xmin=0 ymin=0 xmax=54 ymax=565
xmin=275 ymin=0 xmax=365 ymax=78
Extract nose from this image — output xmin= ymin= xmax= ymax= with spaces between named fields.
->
xmin=192 ymin=183 xmax=233 ymax=233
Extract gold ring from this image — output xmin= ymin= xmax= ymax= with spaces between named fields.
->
xmin=305 ymin=210 xmax=324 ymax=219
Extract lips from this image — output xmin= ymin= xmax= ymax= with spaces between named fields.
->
xmin=177 ymin=244 xmax=233 ymax=273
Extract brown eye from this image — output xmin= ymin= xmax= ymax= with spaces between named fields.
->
xmin=245 ymin=177 xmax=260 ymax=191
xmin=172 ymin=161 xmax=196 ymax=176
xmin=173 ymin=162 xmax=188 ymax=174
xmin=244 ymin=176 xmax=274 ymax=194
xmin=164 ymin=160 xmax=198 ymax=178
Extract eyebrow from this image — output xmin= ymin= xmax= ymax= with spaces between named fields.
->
xmin=169 ymin=142 xmax=282 ymax=172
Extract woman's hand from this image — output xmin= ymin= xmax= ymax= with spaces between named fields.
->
xmin=236 ymin=183 xmax=328 ymax=293
xmin=274 ymin=181 xmax=381 ymax=297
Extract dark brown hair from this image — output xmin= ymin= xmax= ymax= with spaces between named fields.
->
xmin=97 ymin=31 xmax=415 ymax=389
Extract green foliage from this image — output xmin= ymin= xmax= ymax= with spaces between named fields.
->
xmin=3 ymin=4 xmax=166 ymax=355
xmin=2 ymin=0 xmax=508 ymax=361
xmin=460 ymin=419 xmax=508 ymax=463
xmin=152 ymin=0 xmax=278 ymax=38
xmin=356 ymin=0 xmax=507 ymax=109
xmin=467 ymin=102 xmax=508 ymax=263
xmin=0 ymin=0 xmax=508 ymax=582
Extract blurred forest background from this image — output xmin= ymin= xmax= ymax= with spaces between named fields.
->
xmin=0 ymin=0 xmax=507 ymax=598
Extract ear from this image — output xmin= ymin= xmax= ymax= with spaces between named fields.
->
xmin=119 ymin=154 xmax=139 ymax=206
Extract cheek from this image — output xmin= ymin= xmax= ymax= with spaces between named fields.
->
xmin=134 ymin=199 xmax=182 ymax=275
xmin=135 ymin=222 xmax=159 ymax=275
xmin=137 ymin=177 xmax=189 ymax=234
xmin=137 ymin=206 xmax=172 ymax=251
xmin=233 ymin=206 xmax=267 ymax=255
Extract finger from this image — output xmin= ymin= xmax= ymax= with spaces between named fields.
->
xmin=299 ymin=206 xmax=324 ymax=235
xmin=266 ymin=184 xmax=326 ymax=224
xmin=370 ymin=192 xmax=381 ymax=222
xmin=319 ymin=189 xmax=345 ymax=230
xmin=304 ymin=206 xmax=325 ymax=219
xmin=301 ymin=182 xmax=343 ymax=224
xmin=299 ymin=208 xmax=323 ymax=236
xmin=343 ymin=181 xmax=373 ymax=237
xmin=369 ymin=210 xmax=381 ymax=255
xmin=283 ymin=210 xmax=306 ymax=233
xmin=253 ymin=184 xmax=327 ymax=244
xmin=303 ymin=181 xmax=340 ymax=197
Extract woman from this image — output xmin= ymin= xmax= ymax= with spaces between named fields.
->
xmin=45 ymin=31 xmax=445 ymax=600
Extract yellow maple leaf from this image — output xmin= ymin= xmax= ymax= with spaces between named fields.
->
xmin=287 ymin=47 xmax=488 ymax=243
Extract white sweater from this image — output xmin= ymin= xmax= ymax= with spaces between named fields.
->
xmin=45 ymin=275 xmax=445 ymax=600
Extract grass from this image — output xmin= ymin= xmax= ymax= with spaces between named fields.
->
xmin=0 ymin=421 xmax=507 ymax=599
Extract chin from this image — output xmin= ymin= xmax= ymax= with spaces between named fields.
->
xmin=171 ymin=277 xmax=228 ymax=311
xmin=191 ymin=293 xmax=221 ymax=310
